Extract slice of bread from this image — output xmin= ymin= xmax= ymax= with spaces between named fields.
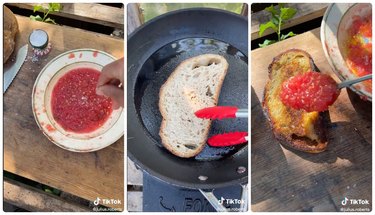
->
xmin=263 ymin=49 xmax=328 ymax=153
xmin=4 ymin=6 xmax=19 ymax=64
xmin=159 ymin=54 xmax=229 ymax=158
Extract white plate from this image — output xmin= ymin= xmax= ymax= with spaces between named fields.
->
xmin=32 ymin=49 xmax=124 ymax=152
xmin=321 ymin=3 xmax=372 ymax=101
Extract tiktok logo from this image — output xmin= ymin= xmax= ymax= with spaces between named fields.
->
xmin=94 ymin=197 xmax=101 ymax=206
xmin=218 ymin=197 xmax=225 ymax=205
xmin=341 ymin=197 xmax=348 ymax=206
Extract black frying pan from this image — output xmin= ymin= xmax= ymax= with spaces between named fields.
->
xmin=127 ymin=8 xmax=248 ymax=190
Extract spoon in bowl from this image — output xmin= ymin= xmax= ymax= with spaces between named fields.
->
xmin=337 ymin=74 xmax=372 ymax=89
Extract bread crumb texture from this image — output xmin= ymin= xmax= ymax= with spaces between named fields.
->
xmin=159 ymin=54 xmax=229 ymax=158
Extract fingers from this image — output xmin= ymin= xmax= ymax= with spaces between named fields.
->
xmin=97 ymin=58 xmax=124 ymax=88
xmin=96 ymin=85 xmax=124 ymax=110
xmin=96 ymin=58 xmax=124 ymax=110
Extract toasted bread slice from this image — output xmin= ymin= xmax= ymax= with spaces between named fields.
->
xmin=159 ymin=54 xmax=229 ymax=158
xmin=263 ymin=49 xmax=328 ymax=153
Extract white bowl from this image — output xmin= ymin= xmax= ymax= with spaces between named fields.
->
xmin=32 ymin=49 xmax=124 ymax=152
xmin=321 ymin=3 xmax=372 ymax=101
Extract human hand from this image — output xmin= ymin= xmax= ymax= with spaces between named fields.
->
xmin=96 ymin=58 xmax=124 ymax=109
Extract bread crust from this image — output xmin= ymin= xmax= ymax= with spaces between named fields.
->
xmin=263 ymin=49 xmax=328 ymax=153
xmin=4 ymin=6 xmax=19 ymax=64
xmin=159 ymin=54 xmax=228 ymax=158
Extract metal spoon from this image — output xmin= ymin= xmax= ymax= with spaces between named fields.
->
xmin=337 ymin=74 xmax=372 ymax=89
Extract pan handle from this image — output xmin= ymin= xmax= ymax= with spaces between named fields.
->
xmin=199 ymin=183 xmax=248 ymax=212
xmin=199 ymin=189 xmax=227 ymax=212
xmin=239 ymin=183 xmax=248 ymax=212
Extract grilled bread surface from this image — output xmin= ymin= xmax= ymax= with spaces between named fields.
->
xmin=263 ymin=49 xmax=328 ymax=153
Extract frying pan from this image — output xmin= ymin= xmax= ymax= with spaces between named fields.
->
xmin=127 ymin=8 xmax=248 ymax=208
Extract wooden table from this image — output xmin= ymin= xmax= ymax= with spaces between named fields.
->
xmin=251 ymin=28 xmax=372 ymax=212
xmin=4 ymin=16 xmax=124 ymax=211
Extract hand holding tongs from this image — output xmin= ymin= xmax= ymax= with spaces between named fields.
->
xmin=195 ymin=106 xmax=248 ymax=146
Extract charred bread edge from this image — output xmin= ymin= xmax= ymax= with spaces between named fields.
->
xmin=262 ymin=49 xmax=329 ymax=153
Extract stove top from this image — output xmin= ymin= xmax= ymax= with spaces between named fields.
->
xmin=143 ymin=172 xmax=244 ymax=212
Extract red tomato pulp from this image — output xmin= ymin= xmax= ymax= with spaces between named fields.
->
xmin=51 ymin=68 xmax=113 ymax=133
xmin=280 ymin=72 xmax=340 ymax=112
xmin=346 ymin=16 xmax=372 ymax=91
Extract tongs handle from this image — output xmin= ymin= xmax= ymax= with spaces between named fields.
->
xmin=236 ymin=109 xmax=248 ymax=118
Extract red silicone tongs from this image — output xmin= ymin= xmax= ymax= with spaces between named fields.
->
xmin=195 ymin=106 xmax=248 ymax=119
xmin=207 ymin=131 xmax=248 ymax=147
xmin=194 ymin=106 xmax=248 ymax=147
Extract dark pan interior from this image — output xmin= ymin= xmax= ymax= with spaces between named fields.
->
xmin=127 ymin=8 xmax=248 ymax=189
xmin=137 ymin=38 xmax=248 ymax=161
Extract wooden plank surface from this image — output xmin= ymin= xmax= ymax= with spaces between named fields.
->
xmin=127 ymin=158 xmax=143 ymax=211
xmin=127 ymin=3 xmax=143 ymax=35
xmin=7 ymin=3 xmax=124 ymax=29
xmin=251 ymin=28 xmax=372 ymax=212
xmin=4 ymin=178 xmax=90 ymax=212
xmin=127 ymin=191 xmax=143 ymax=212
xmin=4 ymin=15 xmax=124 ymax=210
xmin=127 ymin=158 xmax=143 ymax=186
xmin=251 ymin=3 xmax=328 ymax=40
xmin=240 ymin=3 xmax=248 ymax=17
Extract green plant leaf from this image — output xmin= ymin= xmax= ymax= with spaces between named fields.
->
xmin=44 ymin=17 xmax=57 ymax=24
xmin=271 ymin=16 xmax=279 ymax=26
xmin=280 ymin=7 xmax=297 ymax=20
xmin=259 ymin=21 xmax=277 ymax=37
xmin=281 ymin=31 xmax=297 ymax=40
xmin=265 ymin=4 xmax=277 ymax=16
xmin=52 ymin=188 xmax=61 ymax=195
xmin=259 ymin=39 xmax=276 ymax=48
xmin=49 ymin=3 xmax=61 ymax=12
xmin=33 ymin=5 xmax=43 ymax=13
xmin=44 ymin=188 xmax=53 ymax=194
xmin=30 ymin=15 xmax=43 ymax=21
